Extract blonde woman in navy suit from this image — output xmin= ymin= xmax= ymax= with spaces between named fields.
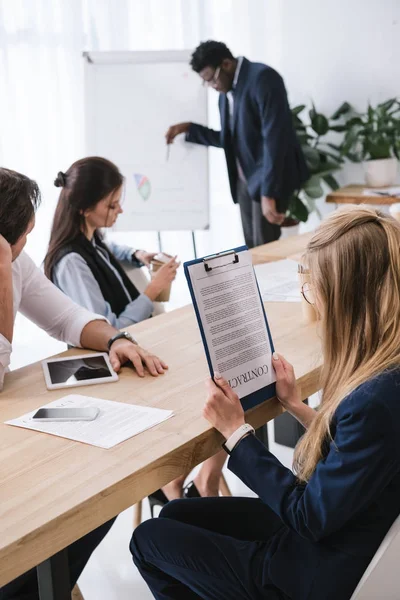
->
xmin=130 ymin=206 xmax=400 ymax=599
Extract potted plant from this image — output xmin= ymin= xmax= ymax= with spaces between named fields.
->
xmin=340 ymin=98 xmax=400 ymax=187
xmin=285 ymin=102 xmax=345 ymax=225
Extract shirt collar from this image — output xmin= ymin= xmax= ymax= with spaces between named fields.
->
xmin=232 ymin=56 xmax=244 ymax=90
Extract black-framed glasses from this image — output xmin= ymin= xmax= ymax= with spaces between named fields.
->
xmin=202 ymin=66 xmax=221 ymax=87
xmin=301 ymin=282 xmax=315 ymax=305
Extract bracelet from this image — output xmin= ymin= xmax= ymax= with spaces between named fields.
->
xmin=222 ymin=423 xmax=255 ymax=455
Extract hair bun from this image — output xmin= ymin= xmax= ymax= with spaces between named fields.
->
xmin=54 ymin=171 xmax=67 ymax=188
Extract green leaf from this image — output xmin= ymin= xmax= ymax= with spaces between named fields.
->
xmin=330 ymin=102 xmax=352 ymax=120
xmin=293 ymin=116 xmax=306 ymax=127
xmin=345 ymin=151 xmax=363 ymax=163
xmin=315 ymin=162 xmax=341 ymax=176
xmin=378 ymin=98 xmax=397 ymax=112
xmin=309 ymin=103 xmax=317 ymax=122
xmin=341 ymin=124 xmax=363 ymax=155
xmin=302 ymin=146 xmax=320 ymax=171
xmin=303 ymin=196 xmax=316 ymax=212
xmin=365 ymin=138 xmax=392 ymax=160
xmin=327 ymin=142 xmax=342 ymax=151
xmin=317 ymin=147 xmax=343 ymax=163
xmin=291 ymin=104 xmax=306 ymax=116
xmin=344 ymin=116 xmax=364 ymax=128
xmin=297 ymin=133 xmax=313 ymax=144
xmin=292 ymin=117 xmax=308 ymax=135
xmin=330 ymin=125 xmax=347 ymax=132
xmin=311 ymin=113 xmax=329 ymax=136
xmin=322 ymin=174 xmax=340 ymax=190
xmin=367 ymin=104 xmax=374 ymax=122
xmin=317 ymin=142 xmax=342 ymax=156
xmin=289 ymin=195 xmax=309 ymax=222
xmin=303 ymin=175 xmax=324 ymax=199
xmin=388 ymin=106 xmax=400 ymax=118
xmin=294 ymin=119 xmax=305 ymax=128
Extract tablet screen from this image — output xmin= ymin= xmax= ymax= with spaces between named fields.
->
xmin=46 ymin=355 xmax=113 ymax=385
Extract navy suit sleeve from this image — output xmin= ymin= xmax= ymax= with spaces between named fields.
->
xmin=185 ymin=123 xmax=222 ymax=148
xmin=228 ymin=388 xmax=398 ymax=542
xmin=255 ymin=70 xmax=291 ymax=201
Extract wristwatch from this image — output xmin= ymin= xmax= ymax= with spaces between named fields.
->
xmin=222 ymin=423 xmax=255 ymax=454
xmin=107 ymin=331 xmax=137 ymax=351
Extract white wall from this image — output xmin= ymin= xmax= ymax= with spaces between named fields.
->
xmin=4 ymin=0 xmax=399 ymax=368
xmin=263 ymin=0 xmax=400 ymax=192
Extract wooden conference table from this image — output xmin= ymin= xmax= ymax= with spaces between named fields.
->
xmin=251 ymin=231 xmax=314 ymax=265
xmin=326 ymin=183 xmax=400 ymax=205
xmin=0 ymin=233 xmax=319 ymax=599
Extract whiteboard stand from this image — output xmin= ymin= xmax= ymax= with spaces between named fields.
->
xmin=191 ymin=231 xmax=198 ymax=259
xmin=157 ymin=230 xmax=197 ymax=259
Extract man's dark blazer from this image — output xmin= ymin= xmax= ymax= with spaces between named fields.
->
xmin=186 ymin=57 xmax=309 ymax=212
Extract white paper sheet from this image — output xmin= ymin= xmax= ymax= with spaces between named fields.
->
xmin=187 ymin=249 xmax=276 ymax=399
xmin=254 ymin=259 xmax=301 ymax=303
xmin=363 ymin=186 xmax=400 ymax=197
xmin=6 ymin=394 xmax=173 ymax=449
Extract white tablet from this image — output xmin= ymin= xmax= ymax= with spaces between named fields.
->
xmin=42 ymin=352 xmax=118 ymax=390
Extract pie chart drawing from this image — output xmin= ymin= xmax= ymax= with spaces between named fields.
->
xmin=134 ymin=174 xmax=151 ymax=201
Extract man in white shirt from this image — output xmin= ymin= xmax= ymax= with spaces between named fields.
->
xmin=0 ymin=168 xmax=167 ymax=598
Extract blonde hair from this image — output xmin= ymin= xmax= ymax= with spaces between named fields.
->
xmin=294 ymin=205 xmax=400 ymax=482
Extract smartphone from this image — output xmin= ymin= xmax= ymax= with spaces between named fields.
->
xmin=32 ymin=407 xmax=99 ymax=422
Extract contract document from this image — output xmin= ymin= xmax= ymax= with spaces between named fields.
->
xmin=184 ymin=246 xmax=276 ymax=411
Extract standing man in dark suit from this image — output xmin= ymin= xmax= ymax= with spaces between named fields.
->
xmin=166 ymin=40 xmax=309 ymax=248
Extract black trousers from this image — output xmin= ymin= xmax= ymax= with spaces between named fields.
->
xmin=130 ymin=497 xmax=289 ymax=600
xmin=0 ymin=518 xmax=116 ymax=600
xmin=237 ymin=179 xmax=281 ymax=248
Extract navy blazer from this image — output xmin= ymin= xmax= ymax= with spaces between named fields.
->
xmin=186 ymin=58 xmax=309 ymax=212
xmin=229 ymin=369 xmax=400 ymax=600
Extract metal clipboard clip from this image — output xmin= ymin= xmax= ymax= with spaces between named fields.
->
xmin=203 ymin=250 xmax=239 ymax=273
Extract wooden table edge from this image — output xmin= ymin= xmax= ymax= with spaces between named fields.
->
xmin=0 ymin=365 xmax=321 ymax=586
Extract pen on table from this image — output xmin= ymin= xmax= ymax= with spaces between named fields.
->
xmin=373 ymin=191 xmax=400 ymax=198
xmin=166 ymin=144 xmax=171 ymax=162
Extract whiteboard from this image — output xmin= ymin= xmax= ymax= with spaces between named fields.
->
xmin=84 ymin=51 xmax=209 ymax=231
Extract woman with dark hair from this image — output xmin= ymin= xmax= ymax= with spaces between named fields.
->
xmin=45 ymin=157 xmax=227 ymax=505
xmin=45 ymin=157 xmax=178 ymax=329
xmin=0 ymin=166 xmax=168 ymax=600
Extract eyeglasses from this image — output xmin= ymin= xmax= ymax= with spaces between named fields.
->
xmin=301 ymin=282 xmax=315 ymax=305
xmin=202 ymin=66 xmax=221 ymax=87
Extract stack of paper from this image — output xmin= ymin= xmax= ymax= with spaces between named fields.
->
xmin=6 ymin=394 xmax=173 ymax=449
xmin=363 ymin=186 xmax=400 ymax=197
xmin=254 ymin=259 xmax=301 ymax=303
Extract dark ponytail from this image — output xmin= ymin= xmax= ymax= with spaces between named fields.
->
xmin=54 ymin=171 xmax=67 ymax=188
xmin=44 ymin=157 xmax=123 ymax=279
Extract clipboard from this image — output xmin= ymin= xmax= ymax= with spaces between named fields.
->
xmin=184 ymin=246 xmax=276 ymax=412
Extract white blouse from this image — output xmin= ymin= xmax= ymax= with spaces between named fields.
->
xmin=0 ymin=251 xmax=105 ymax=390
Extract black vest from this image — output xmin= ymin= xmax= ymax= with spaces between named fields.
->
xmin=52 ymin=233 xmax=140 ymax=316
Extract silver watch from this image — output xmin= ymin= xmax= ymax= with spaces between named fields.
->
xmin=107 ymin=331 xmax=137 ymax=351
